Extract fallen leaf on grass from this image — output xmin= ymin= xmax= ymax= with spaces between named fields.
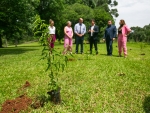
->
xmin=118 ymin=73 xmax=125 ymax=76
xmin=141 ymin=53 xmax=145 ymax=55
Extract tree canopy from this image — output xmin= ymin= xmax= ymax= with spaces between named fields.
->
xmin=128 ymin=24 xmax=150 ymax=43
xmin=0 ymin=0 xmax=120 ymax=47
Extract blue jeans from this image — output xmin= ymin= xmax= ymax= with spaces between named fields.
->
xmin=75 ymin=36 xmax=84 ymax=53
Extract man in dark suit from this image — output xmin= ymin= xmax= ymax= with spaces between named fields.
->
xmin=103 ymin=20 xmax=116 ymax=56
xmin=88 ymin=19 xmax=99 ymax=55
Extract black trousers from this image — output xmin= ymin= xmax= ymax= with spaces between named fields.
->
xmin=106 ymin=38 xmax=113 ymax=55
xmin=76 ymin=36 xmax=84 ymax=53
xmin=89 ymin=37 xmax=98 ymax=53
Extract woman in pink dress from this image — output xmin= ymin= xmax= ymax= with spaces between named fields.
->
xmin=118 ymin=19 xmax=131 ymax=58
xmin=48 ymin=19 xmax=56 ymax=52
xmin=63 ymin=21 xmax=73 ymax=54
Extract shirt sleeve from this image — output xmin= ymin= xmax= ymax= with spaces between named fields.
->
xmin=74 ymin=24 xmax=77 ymax=34
xmin=113 ymin=26 xmax=117 ymax=38
xmin=94 ymin=26 xmax=99 ymax=33
xmin=125 ymin=25 xmax=131 ymax=32
xmin=103 ymin=29 xmax=106 ymax=39
xmin=83 ymin=24 xmax=86 ymax=34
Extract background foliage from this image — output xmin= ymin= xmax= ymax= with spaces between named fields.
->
xmin=0 ymin=0 xmax=119 ymax=47
xmin=0 ymin=0 xmax=150 ymax=47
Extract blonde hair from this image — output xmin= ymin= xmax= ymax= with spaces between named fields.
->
xmin=67 ymin=21 xmax=71 ymax=25
xmin=49 ymin=19 xmax=54 ymax=24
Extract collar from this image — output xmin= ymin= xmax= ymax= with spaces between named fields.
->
xmin=108 ymin=25 xmax=112 ymax=28
xmin=92 ymin=24 xmax=95 ymax=27
xmin=79 ymin=23 xmax=82 ymax=26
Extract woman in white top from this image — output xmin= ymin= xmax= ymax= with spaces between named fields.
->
xmin=48 ymin=19 xmax=56 ymax=52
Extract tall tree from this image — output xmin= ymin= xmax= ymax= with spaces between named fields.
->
xmin=0 ymin=0 xmax=37 ymax=47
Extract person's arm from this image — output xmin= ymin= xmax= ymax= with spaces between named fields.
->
xmin=74 ymin=24 xmax=79 ymax=36
xmin=125 ymin=25 xmax=131 ymax=36
xmin=113 ymin=26 xmax=117 ymax=40
xmin=94 ymin=26 xmax=99 ymax=33
xmin=71 ymin=27 xmax=73 ymax=38
xmin=88 ymin=26 xmax=91 ymax=33
xmin=64 ymin=26 xmax=70 ymax=38
xmin=103 ymin=28 xmax=106 ymax=39
xmin=103 ymin=32 xmax=106 ymax=42
xmin=82 ymin=25 xmax=86 ymax=36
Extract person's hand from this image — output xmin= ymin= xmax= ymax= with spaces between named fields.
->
xmin=91 ymin=30 xmax=94 ymax=32
xmin=88 ymin=30 xmax=91 ymax=32
xmin=79 ymin=34 xmax=83 ymax=37
xmin=103 ymin=39 xmax=105 ymax=42
xmin=124 ymin=34 xmax=128 ymax=37
xmin=113 ymin=38 xmax=115 ymax=41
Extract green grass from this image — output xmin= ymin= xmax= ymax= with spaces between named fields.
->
xmin=0 ymin=42 xmax=150 ymax=113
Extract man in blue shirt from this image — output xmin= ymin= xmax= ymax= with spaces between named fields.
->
xmin=74 ymin=18 xmax=86 ymax=54
xmin=103 ymin=20 xmax=116 ymax=56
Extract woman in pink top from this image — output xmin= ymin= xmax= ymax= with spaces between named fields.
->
xmin=63 ymin=21 xmax=73 ymax=54
xmin=118 ymin=19 xmax=131 ymax=58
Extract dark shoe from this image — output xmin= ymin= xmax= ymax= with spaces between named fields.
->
xmin=96 ymin=51 xmax=98 ymax=55
xmin=118 ymin=55 xmax=122 ymax=57
xmin=107 ymin=54 xmax=112 ymax=56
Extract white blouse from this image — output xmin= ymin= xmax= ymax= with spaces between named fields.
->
xmin=48 ymin=26 xmax=56 ymax=34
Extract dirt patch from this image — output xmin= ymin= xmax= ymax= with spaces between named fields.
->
xmin=0 ymin=94 xmax=32 ymax=113
xmin=0 ymin=81 xmax=32 ymax=113
xmin=0 ymin=81 xmax=47 ymax=112
xmin=17 ymin=81 xmax=31 ymax=93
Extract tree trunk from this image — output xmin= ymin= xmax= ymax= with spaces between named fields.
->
xmin=5 ymin=38 xmax=8 ymax=47
xmin=15 ymin=38 xmax=18 ymax=47
xmin=0 ymin=35 xmax=3 ymax=48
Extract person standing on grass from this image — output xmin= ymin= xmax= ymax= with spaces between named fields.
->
xmin=48 ymin=19 xmax=56 ymax=52
xmin=74 ymin=18 xmax=86 ymax=54
xmin=118 ymin=19 xmax=131 ymax=58
xmin=103 ymin=20 xmax=117 ymax=56
xmin=63 ymin=21 xmax=73 ymax=54
xmin=88 ymin=19 xmax=99 ymax=55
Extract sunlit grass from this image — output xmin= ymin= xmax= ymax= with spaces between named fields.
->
xmin=0 ymin=42 xmax=150 ymax=113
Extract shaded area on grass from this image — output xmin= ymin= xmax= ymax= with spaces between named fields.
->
xmin=0 ymin=47 xmax=38 ymax=56
xmin=143 ymin=96 xmax=150 ymax=113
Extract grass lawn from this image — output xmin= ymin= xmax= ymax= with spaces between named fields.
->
xmin=0 ymin=42 xmax=150 ymax=113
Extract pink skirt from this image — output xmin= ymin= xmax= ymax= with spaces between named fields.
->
xmin=64 ymin=36 xmax=72 ymax=48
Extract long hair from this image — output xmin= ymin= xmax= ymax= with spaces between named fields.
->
xmin=49 ymin=19 xmax=53 ymax=24
xmin=119 ymin=19 xmax=126 ymax=29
